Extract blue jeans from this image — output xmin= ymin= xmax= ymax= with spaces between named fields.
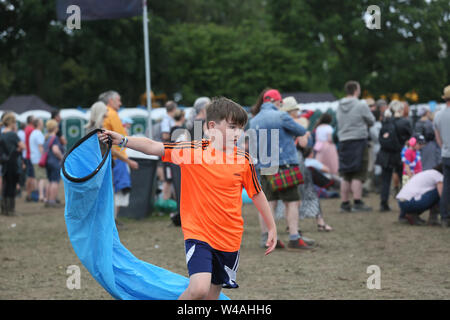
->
xmin=398 ymin=188 xmax=440 ymax=218
xmin=112 ymin=159 xmax=131 ymax=193
xmin=441 ymin=157 xmax=450 ymax=221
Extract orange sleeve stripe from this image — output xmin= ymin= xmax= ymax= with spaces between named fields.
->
xmin=163 ymin=141 xmax=198 ymax=147
xmin=164 ymin=140 xmax=208 ymax=149
xmin=164 ymin=141 xmax=202 ymax=147
xmin=249 ymin=162 xmax=262 ymax=193
xmin=237 ymin=151 xmax=261 ymax=193
xmin=164 ymin=143 xmax=203 ymax=150
xmin=164 ymin=139 xmax=207 ymax=145
xmin=163 ymin=141 xmax=193 ymax=146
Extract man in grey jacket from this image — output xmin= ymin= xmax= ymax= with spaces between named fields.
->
xmin=336 ymin=81 xmax=375 ymax=212
xmin=434 ymin=85 xmax=450 ymax=227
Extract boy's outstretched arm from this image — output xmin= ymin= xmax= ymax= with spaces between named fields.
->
xmin=251 ymin=191 xmax=277 ymax=256
xmin=99 ymin=130 xmax=165 ymax=157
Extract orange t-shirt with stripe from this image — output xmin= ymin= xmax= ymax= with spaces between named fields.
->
xmin=162 ymin=140 xmax=261 ymax=252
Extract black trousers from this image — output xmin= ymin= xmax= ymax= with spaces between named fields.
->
xmin=2 ymin=170 xmax=19 ymax=198
xmin=380 ymin=165 xmax=403 ymax=205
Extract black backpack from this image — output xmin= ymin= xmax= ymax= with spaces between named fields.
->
xmin=414 ymin=121 xmax=435 ymax=142
xmin=379 ymin=119 xmax=402 ymax=152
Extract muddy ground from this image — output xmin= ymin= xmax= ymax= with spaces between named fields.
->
xmin=1 ymin=186 xmax=450 ymax=300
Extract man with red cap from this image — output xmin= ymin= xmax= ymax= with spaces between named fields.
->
xmin=249 ymin=88 xmax=315 ymax=250
xmin=263 ymin=89 xmax=283 ymax=106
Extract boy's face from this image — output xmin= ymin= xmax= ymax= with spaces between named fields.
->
xmin=207 ymin=119 xmax=243 ymax=150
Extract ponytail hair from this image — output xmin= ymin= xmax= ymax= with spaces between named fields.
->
xmin=251 ymin=87 xmax=273 ymax=116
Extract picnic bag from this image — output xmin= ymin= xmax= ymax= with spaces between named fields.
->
xmin=268 ymin=165 xmax=304 ymax=192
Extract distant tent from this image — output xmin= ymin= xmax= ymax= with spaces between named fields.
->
xmin=0 ymin=95 xmax=56 ymax=113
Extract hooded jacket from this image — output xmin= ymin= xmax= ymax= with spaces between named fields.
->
xmin=336 ymin=97 xmax=375 ymax=142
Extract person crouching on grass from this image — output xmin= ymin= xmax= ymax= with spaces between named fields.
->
xmin=99 ymin=97 xmax=277 ymax=300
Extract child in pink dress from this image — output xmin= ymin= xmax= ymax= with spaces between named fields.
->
xmin=313 ymin=113 xmax=339 ymax=175
xmin=401 ymin=137 xmax=423 ymax=185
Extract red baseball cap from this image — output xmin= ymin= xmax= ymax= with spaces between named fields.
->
xmin=263 ymin=89 xmax=282 ymax=102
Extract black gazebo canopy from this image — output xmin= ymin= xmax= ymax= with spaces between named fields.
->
xmin=0 ymin=95 xmax=56 ymax=113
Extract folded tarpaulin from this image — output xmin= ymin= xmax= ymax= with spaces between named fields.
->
xmin=61 ymin=129 xmax=229 ymax=300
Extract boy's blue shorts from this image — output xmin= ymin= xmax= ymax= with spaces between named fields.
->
xmin=185 ymin=239 xmax=240 ymax=289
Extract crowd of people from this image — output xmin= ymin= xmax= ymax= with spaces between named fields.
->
xmin=95 ymin=85 xmax=450 ymax=300
xmin=0 ymin=91 xmax=140 ymax=220
xmin=1 ymin=83 xmax=448 ymax=301
xmin=0 ymin=110 xmax=66 ymax=216
xmin=1 ymin=83 xmax=449 ymax=236
xmin=144 ymin=82 xmax=449 ymax=256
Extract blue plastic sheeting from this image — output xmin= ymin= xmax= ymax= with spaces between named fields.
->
xmin=62 ymin=132 xmax=229 ymax=300
xmin=242 ymin=189 xmax=253 ymax=204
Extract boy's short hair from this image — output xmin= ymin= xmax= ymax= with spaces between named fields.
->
xmin=206 ymin=97 xmax=248 ymax=128
xmin=344 ymin=81 xmax=360 ymax=95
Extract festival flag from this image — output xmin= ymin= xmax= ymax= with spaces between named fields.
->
xmin=56 ymin=0 xmax=142 ymax=21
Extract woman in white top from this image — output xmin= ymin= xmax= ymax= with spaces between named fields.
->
xmin=313 ymin=113 xmax=339 ymax=175
xmin=396 ymin=164 xmax=443 ymax=225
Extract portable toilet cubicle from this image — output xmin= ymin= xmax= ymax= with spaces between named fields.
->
xmin=118 ymin=107 xmax=168 ymax=137
xmin=118 ymin=108 xmax=149 ymax=136
xmin=17 ymin=110 xmax=51 ymax=126
xmin=16 ymin=110 xmax=51 ymax=137
xmin=60 ymin=109 xmax=89 ymax=150
xmin=149 ymin=107 xmax=168 ymax=122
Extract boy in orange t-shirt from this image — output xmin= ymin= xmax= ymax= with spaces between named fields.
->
xmin=99 ymin=97 xmax=277 ymax=300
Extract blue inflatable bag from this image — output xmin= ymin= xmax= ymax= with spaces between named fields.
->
xmin=61 ymin=129 xmax=229 ymax=300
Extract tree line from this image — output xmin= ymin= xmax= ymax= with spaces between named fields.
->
xmin=0 ymin=0 xmax=449 ymax=108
